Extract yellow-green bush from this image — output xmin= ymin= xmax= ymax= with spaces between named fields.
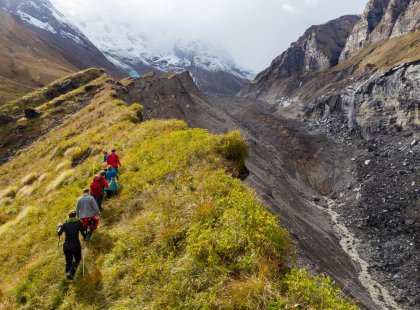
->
xmin=218 ymin=130 xmax=248 ymax=165
xmin=0 ymin=72 xmax=357 ymax=309
xmin=125 ymin=102 xmax=143 ymax=123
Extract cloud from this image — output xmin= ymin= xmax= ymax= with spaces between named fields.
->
xmin=281 ymin=3 xmax=298 ymax=13
xmin=50 ymin=0 xmax=367 ymax=72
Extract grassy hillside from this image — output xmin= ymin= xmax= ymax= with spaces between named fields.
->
xmin=0 ymin=77 xmax=35 ymax=105
xmin=0 ymin=72 xmax=357 ymax=309
xmin=0 ymin=68 xmax=107 ymax=161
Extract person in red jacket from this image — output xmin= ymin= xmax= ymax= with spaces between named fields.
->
xmin=90 ymin=172 xmax=109 ymax=211
xmin=106 ymin=149 xmax=121 ymax=172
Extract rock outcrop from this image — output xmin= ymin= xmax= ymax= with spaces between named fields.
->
xmin=239 ymin=15 xmax=359 ymax=101
xmin=304 ymin=60 xmax=420 ymax=137
xmin=340 ymin=0 xmax=420 ymax=60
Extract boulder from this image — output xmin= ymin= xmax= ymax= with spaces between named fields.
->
xmin=0 ymin=114 xmax=14 ymax=126
xmin=24 ymin=108 xmax=42 ymax=119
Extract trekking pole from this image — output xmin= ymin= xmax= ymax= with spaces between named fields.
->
xmin=82 ymin=244 xmax=85 ymax=276
xmin=55 ymin=236 xmax=61 ymax=276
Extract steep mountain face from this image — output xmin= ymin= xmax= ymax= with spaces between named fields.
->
xmin=0 ymin=0 xmax=117 ymax=101
xmin=65 ymin=14 xmax=253 ymax=94
xmin=340 ymin=0 xmax=420 ymax=60
xmin=239 ymin=15 xmax=360 ymax=101
xmin=0 ymin=9 xmax=76 ymax=102
xmin=0 ymin=0 xmax=115 ymax=70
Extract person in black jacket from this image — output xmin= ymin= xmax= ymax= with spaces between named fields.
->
xmin=57 ymin=210 xmax=87 ymax=279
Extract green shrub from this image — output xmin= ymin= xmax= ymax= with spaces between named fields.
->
xmin=218 ymin=130 xmax=248 ymax=165
xmin=121 ymin=102 xmax=143 ymax=123
xmin=69 ymin=146 xmax=92 ymax=167
xmin=282 ymin=268 xmax=358 ymax=309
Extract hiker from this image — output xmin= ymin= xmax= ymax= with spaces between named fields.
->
xmin=76 ymin=188 xmax=101 ymax=239
xmin=106 ymin=149 xmax=121 ymax=173
xmin=90 ymin=172 xmax=109 ymax=211
xmin=57 ymin=210 xmax=86 ymax=279
xmin=104 ymin=165 xmax=118 ymax=199
xmin=102 ymin=149 xmax=109 ymax=163
xmin=102 ymin=162 xmax=108 ymax=174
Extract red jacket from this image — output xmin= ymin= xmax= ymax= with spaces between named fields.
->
xmin=90 ymin=176 xmax=109 ymax=197
xmin=106 ymin=153 xmax=121 ymax=169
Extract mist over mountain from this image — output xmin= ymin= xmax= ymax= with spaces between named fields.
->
xmin=50 ymin=0 xmax=367 ymax=72
xmin=64 ymin=13 xmax=254 ymax=94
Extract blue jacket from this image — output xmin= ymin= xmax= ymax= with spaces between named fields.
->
xmin=105 ymin=169 xmax=118 ymax=191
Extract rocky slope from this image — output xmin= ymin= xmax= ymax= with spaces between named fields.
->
xmin=301 ymin=59 xmax=420 ymax=308
xmin=340 ymin=0 xmax=420 ymax=60
xmin=0 ymin=0 xmax=117 ymax=102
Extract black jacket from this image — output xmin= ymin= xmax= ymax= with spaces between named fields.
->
xmin=57 ymin=218 xmax=86 ymax=251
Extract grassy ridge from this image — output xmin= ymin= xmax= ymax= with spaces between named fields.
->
xmin=0 ymin=69 xmax=108 ymax=160
xmin=336 ymin=30 xmax=420 ymax=75
xmin=0 ymin=76 xmax=357 ymax=309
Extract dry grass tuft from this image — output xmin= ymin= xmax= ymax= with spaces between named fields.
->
xmin=46 ymin=170 xmax=73 ymax=192
xmin=21 ymin=174 xmax=37 ymax=186
xmin=16 ymin=186 xmax=35 ymax=198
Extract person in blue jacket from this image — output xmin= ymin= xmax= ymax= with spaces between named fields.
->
xmin=102 ymin=149 xmax=109 ymax=163
xmin=104 ymin=165 xmax=118 ymax=198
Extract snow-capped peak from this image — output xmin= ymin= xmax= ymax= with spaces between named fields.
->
xmin=0 ymin=0 xmax=90 ymax=46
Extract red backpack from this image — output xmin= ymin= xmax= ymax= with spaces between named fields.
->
xmin=90 ymin=177 xmax=103 ymax=197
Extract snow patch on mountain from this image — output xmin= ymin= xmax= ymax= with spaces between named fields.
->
xmin=16 ymin=9 xmax=56 ymax=33
xmin=0 ymin=0 xmax=89 ymax=46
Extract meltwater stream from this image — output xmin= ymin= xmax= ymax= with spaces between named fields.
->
xmin=311 ymin=199 xmax=401 ymax=310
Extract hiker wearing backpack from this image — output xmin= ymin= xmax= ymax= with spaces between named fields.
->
xmin=57 ymin=210 xmax=86 ymax=279
xmin=104 ymin=165 xmax=118 ymax=199
xmin=106 ymin=149 xmax=121 ymax=173
xmin=76 ymin=189 xmax=101 ymax=240
xmin=102 ymin=149 xmax=109 ymax=163
xmin=90 ymin=172 xmax=109 ymax=211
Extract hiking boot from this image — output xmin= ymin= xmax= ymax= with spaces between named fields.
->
xmin=86 ymin=230 xmax=93 ymax=241
xmin=67 ymin=272 xmax=74 ymax=280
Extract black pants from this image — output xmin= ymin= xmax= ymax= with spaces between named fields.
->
xmin=105 ymin=190 xmax=114 ymax=199
xmin=63 ymin=242 xmax=82 ymax=275
xmin=95 ymin=194 xmax=104 ymax=211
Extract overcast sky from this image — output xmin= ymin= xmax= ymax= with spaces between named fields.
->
xmin=50 ymin=0 xmax=367 ymax=72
